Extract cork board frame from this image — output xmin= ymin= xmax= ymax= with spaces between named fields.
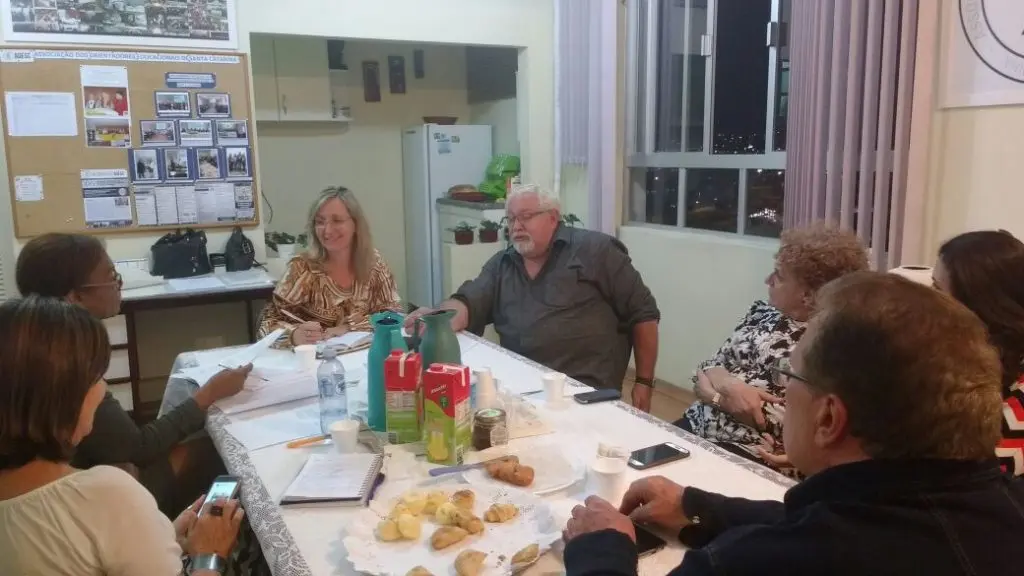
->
xmin=0 ymin=47 xmax=260 ymax=238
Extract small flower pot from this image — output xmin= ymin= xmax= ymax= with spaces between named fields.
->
xmin=453 ymin=230 xmax=474 ymax=245
xmin=479 ymin=229 xmax=499 ymax=243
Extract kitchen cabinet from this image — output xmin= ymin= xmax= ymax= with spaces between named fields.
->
xmin=250 ymin=34 xmax=347 ymax=122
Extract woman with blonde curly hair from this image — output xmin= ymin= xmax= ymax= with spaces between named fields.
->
xmin=676 ymin=224 xmax=868 ymax=465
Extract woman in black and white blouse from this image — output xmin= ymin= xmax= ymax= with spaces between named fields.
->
xmin=676 ymin=225 xmax=868 ymax=466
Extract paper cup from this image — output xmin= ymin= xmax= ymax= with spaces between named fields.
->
xmin=542 ymin=372 xmax=566 ymax=406
xmin=294 ymin=344 xmax=318 ymax=371
xmin=330 ymin=419 xmax=360 ymax=453
xmin=589 ymin=456 xmax=628 ymax=505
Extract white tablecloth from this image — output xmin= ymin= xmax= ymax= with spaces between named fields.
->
xmin=161 ymin=334 xmax=794 ymax=576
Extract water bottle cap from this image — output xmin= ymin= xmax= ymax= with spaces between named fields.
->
xmin=321 ymin=348 xmax=337 ymax=359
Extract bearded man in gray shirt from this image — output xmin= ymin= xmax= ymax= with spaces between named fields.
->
xmin=408 ymin=184 xmax=660 ymax=412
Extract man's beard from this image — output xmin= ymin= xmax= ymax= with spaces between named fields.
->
xmin=512 ymin=238 xmax=535 ymax=254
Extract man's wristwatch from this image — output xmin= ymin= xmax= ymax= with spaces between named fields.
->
xmin=634 ymin=376 xmax=654 ymax=387
xmin=188 ymin=554 xmax=227 ymax=575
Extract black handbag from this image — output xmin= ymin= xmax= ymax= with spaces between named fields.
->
xmin=224 ymin=226 xmax=255 ymax=272
xmin=150 ymin=228 xmax=213 ymax=279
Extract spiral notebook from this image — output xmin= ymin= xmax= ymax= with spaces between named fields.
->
xmin=279 ymin=452 xmax=384 ymax=506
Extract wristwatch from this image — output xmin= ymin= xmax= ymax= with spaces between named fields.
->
xmin=188 ymin=554 xmax=227 ymax=575
xmin=634 ymin=376 xmax=654 ymax=387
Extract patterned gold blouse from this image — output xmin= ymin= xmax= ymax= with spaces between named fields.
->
xmin=258 ymin=250 xmax=402 ymax=345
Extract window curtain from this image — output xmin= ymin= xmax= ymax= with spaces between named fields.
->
xmin=556 ymin=0 xmax=618 ymax=234
xmin=784 ymin=0 xmax=919 ymax=269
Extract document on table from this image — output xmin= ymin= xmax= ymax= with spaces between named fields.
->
xmin=219 ymin=328 xmax=285 ymax=368
xmin=215 ymin=369 xmax=318 ymax=415
xmin=324 ymin=331 xmax=372 ymax=349
xmin=168 ymin=276 xmax=225 ymax=292
xmin=224 ymin=405 xmax=321 ymax=451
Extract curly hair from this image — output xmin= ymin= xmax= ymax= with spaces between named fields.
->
xmin=775 ymin=224 xmax=869 ymax=292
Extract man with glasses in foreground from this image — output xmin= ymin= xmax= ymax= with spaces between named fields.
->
xmin=406 ymin=184 xmax=660 ymax=411
xmin=562 ymin=271 xmax=1024 ymax=575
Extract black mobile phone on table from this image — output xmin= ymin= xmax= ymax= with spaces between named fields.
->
xmin=634 ymin=522 xmax=668 ymax=557
xmin=627 ymin=442 xmax=691 ymax=470
xmin=199 ymin=475 xmax=241 ymax=516
xmin=573 ymin=389 xmax=622 ymax=404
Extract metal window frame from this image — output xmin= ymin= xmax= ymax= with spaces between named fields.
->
xmin=625 ymin=0 xmax=788 ymax=237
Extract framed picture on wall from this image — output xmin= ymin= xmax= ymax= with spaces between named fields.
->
xmin=196 ymin=148 xmax=222 ymax=179
xmin=129 ymin=148 xmax=161 ymax=182
xmin=163 ymin=148 xmax=192 ymax=181
xmin=223 ymin=146 xmax=251 ymax=178
xmin=154 ymin=91 xmax=191 ymax=118
xmin=362 ymin=61 xmax=381 ymax=103
xmin=139 ymin=120 xmax=177 ymax=147
xmin=196 ymin=92 xmax=231 ymax=117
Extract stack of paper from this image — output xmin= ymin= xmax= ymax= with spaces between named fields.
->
xmin=215 ymin=370 xmax=318 ymax=415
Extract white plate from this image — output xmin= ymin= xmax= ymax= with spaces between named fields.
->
xmin=462 ymin=443 xmax=585 ymax=496
xmin=343 ymin=479 xmax=561 ymax=576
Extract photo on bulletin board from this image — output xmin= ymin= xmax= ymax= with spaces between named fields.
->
xmin=130 ymin=148 xmax=161 ymax=182
xmin=140 ymin=119 xmax=177 ymax=147
xmin=214 ymin=119 xmax=248 ymax=146
xmin=1 ymin=0 xmax=239 ymax=50
xmin=82 ymin=86 xmax=130 ymax=119
xmin=223 ymin=146 xmax=251 ymax=178
xmin=196 ymin=92 xmax=230 ymax=117
xmin=163 ymin=148 xmax=192 ymax=181
xmin=177 ymin=119 xmax=213 ymax=147
xmin=196 ymin=148 xmax=222 ymax=179
xmin=85 ymin=117 xmax=131 ymax=148
xmin=154 ymin=91 xmax=191 ymax=118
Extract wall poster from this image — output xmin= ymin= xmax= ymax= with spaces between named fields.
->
xmin=942 ymin=0 xmax=1024 ymax=108
xmin=2 ymin=0 xmax=238 ymax=50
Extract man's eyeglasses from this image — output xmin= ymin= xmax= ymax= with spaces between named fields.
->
xmin=80 ymin=272 xmax=123 ymax=290
xmin=770 ymin=358 xmax=807 ymax=388
xmin=505 ymin=210 xmax=550 ymax=226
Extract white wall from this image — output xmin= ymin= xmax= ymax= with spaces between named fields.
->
xmin=238 ymin=0 xmax=554 ymax=191
xmin=469 ymin=98 xmax=519 ymax=156
xmin=257 ymin=41 xmax=472 ymax=298
xmin=619 ymin=226 xmax=777 ymax=388
xmin=914 ymin=1 xmax=1024 ymax=260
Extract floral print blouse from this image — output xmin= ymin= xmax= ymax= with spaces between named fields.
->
xmin=681 ymin=300 xmax=805 ymax=447
xmin=258 ymin=250 xmax=402 ymax=345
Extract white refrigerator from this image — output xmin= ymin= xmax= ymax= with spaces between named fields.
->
xmin=402 ymin=124 xmax=493 ymax=308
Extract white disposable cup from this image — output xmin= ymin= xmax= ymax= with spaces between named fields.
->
xmin=294 ymin=344 xmax=318 ymax=371
xmin=589 ymin=455 xmax=629 ymax=505
xmin=542 ymin=372 xmax=566 ymax=405
xmin=330 ymin=419 xmax=360 ymax=453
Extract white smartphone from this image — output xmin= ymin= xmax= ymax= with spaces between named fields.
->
xmin=199 ymin=475 xmax=241 ymax=516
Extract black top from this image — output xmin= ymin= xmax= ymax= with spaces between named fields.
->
xmin=73 ymin=391 xmax=206 ymax=469
xmin=453 ymin=225 xmax=660 ymax=389
xmin=565 ymin=458 xmax=1024 ymax=576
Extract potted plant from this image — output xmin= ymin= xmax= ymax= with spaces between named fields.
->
xmin=561 ymin=213 xmax=582 ymax=227
xmin=479 ymin=219 xmax=501 ymax=243
xmin=265 ymin=231 xmax=299 ymax=259
xmin=449 ymin=221 xmax=476 ymax=245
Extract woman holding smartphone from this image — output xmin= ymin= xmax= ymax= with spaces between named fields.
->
xmin=0 ymin=297 xmax=243 ymax=575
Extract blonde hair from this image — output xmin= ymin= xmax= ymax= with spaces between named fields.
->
xmin=306 ymin=186 xmax=375 ymax=284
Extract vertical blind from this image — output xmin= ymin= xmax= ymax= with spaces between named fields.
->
xmin=785 ymin=0 xmax=919 ymax=269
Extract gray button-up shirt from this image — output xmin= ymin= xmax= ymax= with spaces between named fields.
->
xmin=452 ymin=225 xmax=660 ymax=389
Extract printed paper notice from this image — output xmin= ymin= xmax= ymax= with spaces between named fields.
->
xmin=14 ymin=175 xmax=43 ymax=202
xmin=81 ymin=172 xmax=132 ymax=229
xmin=4 ymin=92 xmax=78 ymax=137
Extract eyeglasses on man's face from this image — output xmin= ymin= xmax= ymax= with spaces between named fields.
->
xmin=770 ymin=357 xmax=808 ymax=389
xmin=80 ymin=271 xmax=123 ymax=290
xmin=506 ymin=210 xmax=550 ymax=227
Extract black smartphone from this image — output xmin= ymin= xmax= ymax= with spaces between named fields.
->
xmin=634 ymin=522 xmax=668 ymax=557
xmin=627 ymin=442 xmax=691 ymax=470
xmin=573 ymin=389 xmax=622 ymax=404
xmin=199 ymin=474 xmax=241 ymax=516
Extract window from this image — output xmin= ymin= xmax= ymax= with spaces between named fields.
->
xmin=626 ymin=0 xmax=789 ymax=237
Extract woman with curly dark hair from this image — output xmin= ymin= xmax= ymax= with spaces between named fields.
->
xmin=933 ymin=229 xmax=1024 ymax=476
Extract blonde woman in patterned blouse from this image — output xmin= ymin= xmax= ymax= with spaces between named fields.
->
xmin=259 ymin=187 xmax=402 ymax=346
xmin=676 ymin=225 xmax=868 ymax=468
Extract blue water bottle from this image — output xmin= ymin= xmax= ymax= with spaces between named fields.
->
xmin=317 ymin=348 xmax=348 ymax=434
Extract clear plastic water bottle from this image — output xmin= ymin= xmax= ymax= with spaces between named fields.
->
xmin=317 ymin=349 xmax=348 ymax=434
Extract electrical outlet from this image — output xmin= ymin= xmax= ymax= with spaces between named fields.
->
xmin=196 ymin=336 xmax=225 ymax=350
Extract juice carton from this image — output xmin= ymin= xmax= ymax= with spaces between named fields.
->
xmin=383 ymin=351 xmax=423 ymax=444
xmin=422 ymin=363 xmax=472 ymax=465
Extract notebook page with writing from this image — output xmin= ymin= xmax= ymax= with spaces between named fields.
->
xmin=280 ymin=453 xmax=383 ymax=506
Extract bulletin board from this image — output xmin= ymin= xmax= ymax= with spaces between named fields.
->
xmin=0 ymin=46 xmax=260 ymax=238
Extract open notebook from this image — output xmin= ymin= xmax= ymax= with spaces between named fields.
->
xmin=280 ymin=452 xmax=384 ymax=507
